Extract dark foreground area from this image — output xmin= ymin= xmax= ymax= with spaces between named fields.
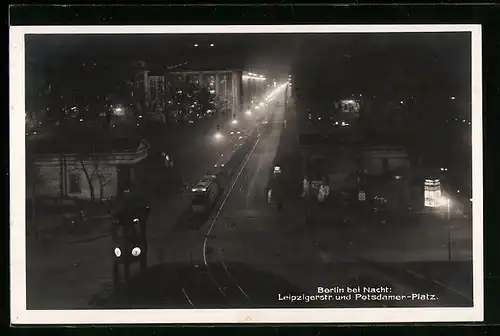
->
xmin=90 ymin=260 xmax=473 ymax=309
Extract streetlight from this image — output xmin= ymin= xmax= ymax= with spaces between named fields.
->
xmin=245 ymin=110 xmax=252 ymax=116
xmin=214 ymin=131 xmax=223 ymax=141
xmin=439 ymin=196 xmax=451 ymax=221
xmin=439 ymin=195 xmax=453 ymax=261
xmin=210 ymin=43 xmax=215 ymax=47
xmin=231 ymin=119 xmax=238 ymax=125
xmin=194 ymin=44 xmax=199 ymax=47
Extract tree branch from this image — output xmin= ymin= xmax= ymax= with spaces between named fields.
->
xmin=80 ymin=160 xmax=92 ymax=182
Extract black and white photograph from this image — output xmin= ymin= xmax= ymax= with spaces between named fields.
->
xmin=10 ymin=25 xmax=483 ymax=324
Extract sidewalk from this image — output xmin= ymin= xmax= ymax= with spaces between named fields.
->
xmin=302 ymin=204 xmax=473 ymax=263
xmin=30 ymin=214 xmax=113 ymax=246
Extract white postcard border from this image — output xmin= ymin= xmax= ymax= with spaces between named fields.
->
xmin=9 ymin=24 xmax=483 ymax=324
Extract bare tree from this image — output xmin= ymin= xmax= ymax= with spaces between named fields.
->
xmin=79 ymin=158 xmax=99 ymax=201
xmin=79 ymin=158 xmax=114 ymax=203
xmin=96 ymin=167 xmax=113 ymax=202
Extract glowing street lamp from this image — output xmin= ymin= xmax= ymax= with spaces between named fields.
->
xmin=245 ymin=110 xmax=252 ymax=116
xmin=214 ymin=131 xmax=223 ymax=140
xmin=439 ymin=195 xmax=454 ymax=260
xmin=231 ymin=119 xmax=238 ymax=125
xmin=439 ymin=196 xmax=452 ymax=221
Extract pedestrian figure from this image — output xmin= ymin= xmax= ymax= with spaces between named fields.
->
xmin=317 ymin=185 xmax=326 ymax=202
xmin=301 ymin=177 xmax=310 ymax=198
xmin=323 ymin=184 xmax=330 ymax=198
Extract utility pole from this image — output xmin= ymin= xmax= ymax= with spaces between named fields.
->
xmin=285 ymin=83 xmax=289 ymax=117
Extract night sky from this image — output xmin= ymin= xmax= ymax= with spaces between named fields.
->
xmin=26 ymin=32 xmax=471 ymax=103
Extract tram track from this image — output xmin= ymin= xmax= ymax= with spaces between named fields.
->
xmin=182 ymin=101 xmax=287 ymax=308
xmin=175 ymin=132 xmax=260 ymax=308
xmin=199 ymin=136 xmax=260 ymax=307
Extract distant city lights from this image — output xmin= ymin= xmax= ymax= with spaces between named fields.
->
xmin=243 ymin=72 xmax=266 ymax=81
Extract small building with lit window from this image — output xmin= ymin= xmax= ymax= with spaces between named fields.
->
xmin=26 ymin=131 xmax=150 ymax=205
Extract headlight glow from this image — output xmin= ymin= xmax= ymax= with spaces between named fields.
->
xmin=132 ymin=247 xmax=141 ymax=257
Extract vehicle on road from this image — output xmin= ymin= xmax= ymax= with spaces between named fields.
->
xmin=267 ymin=165 xmax=285 ymax=209
xmin=190 ymin=174 xmax=220 ymax=214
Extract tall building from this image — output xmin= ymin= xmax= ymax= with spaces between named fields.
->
xmin=241 ymin=71 xmax=267 ymax=110
xmin=138 ymin=69 xmax=245 ymax=122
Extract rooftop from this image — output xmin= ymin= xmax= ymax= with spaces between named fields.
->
xmin=27 ymin=126 xmax=147 ymax=156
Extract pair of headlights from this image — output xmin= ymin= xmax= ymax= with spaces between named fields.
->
xmin=114 ymin=247 xmax=141 ymax=258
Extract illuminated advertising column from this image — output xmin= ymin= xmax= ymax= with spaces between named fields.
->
xmin=424 ymin=178 xmax=441 ymax=207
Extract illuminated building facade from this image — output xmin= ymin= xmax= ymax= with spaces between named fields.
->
xmin=241 ymin=71 xmax=267 ymax=110
xmin=424 ymin=178 xmax=441 ymax=207
xmin=140 ymin=69 xmax=247 ymax=122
